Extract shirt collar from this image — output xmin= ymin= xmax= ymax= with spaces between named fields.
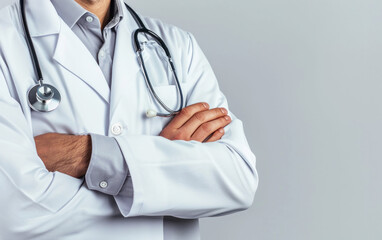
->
xmin=51 ymin=0 xmax=87 ymax=29
xmin=50 ymin=0 xmax=124 ymax=29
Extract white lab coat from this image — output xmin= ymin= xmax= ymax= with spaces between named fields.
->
xmin=0 ymin=0 xmax=258 ymax=239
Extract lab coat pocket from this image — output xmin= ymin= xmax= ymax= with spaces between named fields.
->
xmin=139 ymin=41 xmax=175 ymax=86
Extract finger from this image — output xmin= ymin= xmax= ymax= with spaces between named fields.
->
xmin=167 ymin=102 xmax=210 ymax=129
xmin=190 ymin=115 xmax=231 ymax=142
xmin=205 ymin=128 xmax=225 ymax=143
xmin=182 ymin=108 xmax=229 ymax=135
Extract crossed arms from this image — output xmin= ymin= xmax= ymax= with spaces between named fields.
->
xmin=35 ymin=102 xmax=232 ymax=179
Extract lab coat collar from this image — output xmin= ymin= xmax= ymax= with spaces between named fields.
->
xmin=26 ymin=0 xmax=61 ymax=37
xmin=24 ymin=0 xmax=110 ymax=103
xmin=50 ymin=0 xmax=87 ymax=29
xmin=53 ymin=23 xmax=111 ymax=103
xmin=24 ymin=0 xmax=147 ymax=104
xmin=51 ymin=0 xmax=144 ymax=105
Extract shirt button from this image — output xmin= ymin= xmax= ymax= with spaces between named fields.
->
xmin=86 ymin=16 xmax=94 ymax=23
xmin=99 ymin=181 xmax=108 ymax=189
xmin=111 ymin=122 xmax=123 ymax=135
xmin=99 ymin=50 xmax=105 ymax=58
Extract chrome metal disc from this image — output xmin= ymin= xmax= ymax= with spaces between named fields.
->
xmin=28 ymin=84 xmax=61 ymax=112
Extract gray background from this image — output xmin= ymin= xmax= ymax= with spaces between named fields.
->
xmin=127 ymin=0 xmax=382 ymax=239
xmin=2 ymin=0 xmax=381 ymax=239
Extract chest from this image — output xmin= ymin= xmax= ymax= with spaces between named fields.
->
xmin=4 ymin=31 xmax=189 ymax=138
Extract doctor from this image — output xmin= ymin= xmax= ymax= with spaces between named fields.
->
xmin=0 ymin=0 xmax=258 ymax=239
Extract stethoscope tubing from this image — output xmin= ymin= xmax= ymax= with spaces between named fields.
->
xmin=20 ymin=0 xmax=44 ymax=84
xmin=21 ymin=0 xmax=184 ymax=117
xmin=126 ymin=5 xmax=184 ymax=117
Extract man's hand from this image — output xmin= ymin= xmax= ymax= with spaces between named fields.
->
xmin=160 ymin=102 xmax=232 ymax=142
xmin=34 ymin=133 xmax=91 ymax=178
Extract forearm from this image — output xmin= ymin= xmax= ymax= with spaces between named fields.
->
xmin=35 ymin=133 xmax=92 ymax=178
xmin=40 ymin=118 xmax=257 ymax=219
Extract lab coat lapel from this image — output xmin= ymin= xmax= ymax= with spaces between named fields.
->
xmin=27 ymin=0 xmax=110 ymax=103
xmin=110 ymin=10 xmax=145 ymax=131
xmin=53 ymin=24 xmax=110 ymax=103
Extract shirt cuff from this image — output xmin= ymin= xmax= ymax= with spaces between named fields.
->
xmin=85 ymin=133 xmax=129 ymax=195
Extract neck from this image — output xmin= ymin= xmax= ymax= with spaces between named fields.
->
xmin=75 ymin=0 xmax=112 ymax=29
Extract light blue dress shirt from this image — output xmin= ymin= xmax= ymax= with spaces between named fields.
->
xmin=51 ymin=0 xmax=129 ymax=196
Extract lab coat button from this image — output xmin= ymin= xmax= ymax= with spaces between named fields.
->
xmin=99 ymin=181 xmax=108 ymax=189
xmin=111 ymin=123 xmax=123 ymax=135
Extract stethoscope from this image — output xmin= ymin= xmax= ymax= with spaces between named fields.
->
xmin=20 ymin=0 xmax=184 ymax=118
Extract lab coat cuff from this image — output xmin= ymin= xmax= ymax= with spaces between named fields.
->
xmin=113 ymin=135 xmax=144 ymax=217
xmin=85 ymin=133 xmax=129 ymax=196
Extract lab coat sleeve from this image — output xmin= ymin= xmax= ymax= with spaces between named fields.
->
xmin=0 ymin=63 xmax=83 ymax=213
xmin=85 ymin=133 xmax=129 ymax=195
xmin=113 ymin=32 xmax=259 ymax=219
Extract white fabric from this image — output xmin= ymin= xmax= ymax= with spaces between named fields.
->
xmin=0 ymin=0 xmax=258 ymax=239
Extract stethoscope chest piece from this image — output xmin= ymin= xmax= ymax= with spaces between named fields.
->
xmin=28 ymin=83 xmax=61 ymax=112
